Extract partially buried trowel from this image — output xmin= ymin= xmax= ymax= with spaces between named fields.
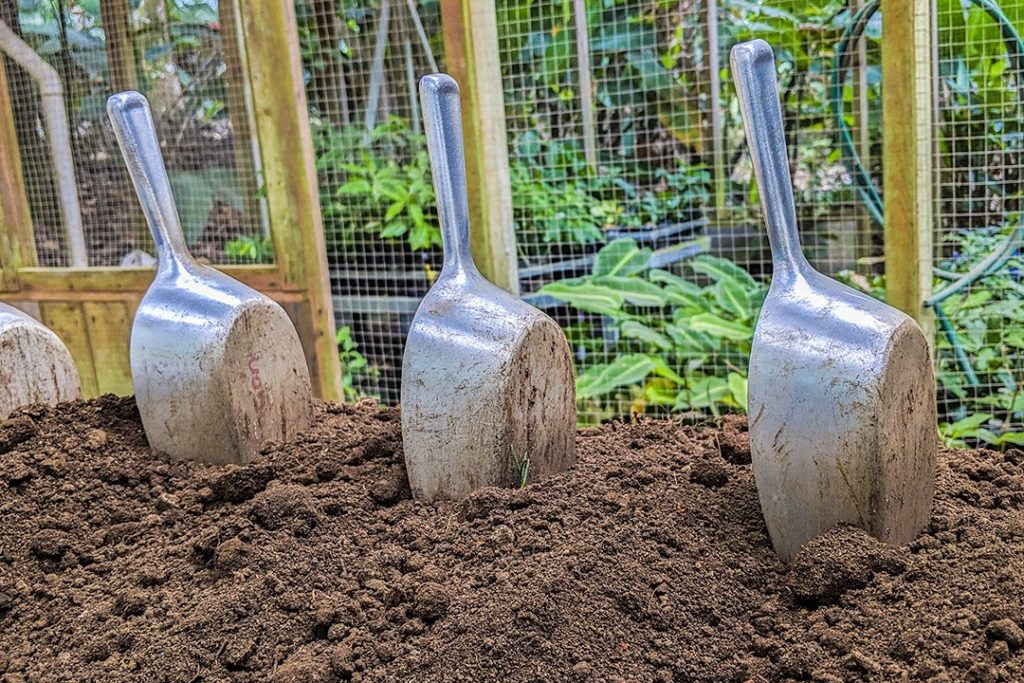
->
xmin=732 ymin=39 xmax=936 ymax=562
xmin=401 ymin=73 xmax=576 ymax=501
xmin=0 ymin=303 xmax=81 ymax=418
xmin=108 ymin=91 xmax=313 ymax=464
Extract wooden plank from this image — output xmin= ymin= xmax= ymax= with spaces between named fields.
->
xmin=41 ymin=302 xmax=99 ymax=397
xmin=236 ymin=0 xmax=342 ymax=400
xmin=881 ymin=0 xmax=934 ymax=337
xmin=82 ymin=301 xmax=133 ymax=395
xmin=440 ymin=0 xmax=519 ymax=295
xmin=15 ymin=265 xmax=291 ymax=296
xmin=99 ymin=0 xmax=138 ymax=92
xmin=0 ymin=57 xmax=37 ymax=292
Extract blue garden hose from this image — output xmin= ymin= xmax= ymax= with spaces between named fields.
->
xmin=829 ymin=0 xmax=1024 ymax=385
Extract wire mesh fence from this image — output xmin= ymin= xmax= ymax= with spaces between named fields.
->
xmin=932 ymin=0 xmax=1024 ymax=445
xmin=1 ymin=0 xmax=266 ymax=268
xmin=496 ymin=0 xmax=879 ymax=422
xmin=297 ymin=0 xmax=444 ymax=404
xmin=293 ymin=0 xmax=885 ymax=419
xmin=4 ymin=1 xmax=1024 ymax=442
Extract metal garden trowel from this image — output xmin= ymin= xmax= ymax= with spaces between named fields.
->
xmin=0 ymin=302 xmax=81 ymax=418
xmin=732 ymin=40 xmax=936 ymax=562
xmin=401 ymin=74 xmax=576 ymax=501
xmin=107 ymin=91 xmax=313 ymax=465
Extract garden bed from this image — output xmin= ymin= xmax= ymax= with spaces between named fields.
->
xmin=1 ymin=396 xmax=1023 ymax=682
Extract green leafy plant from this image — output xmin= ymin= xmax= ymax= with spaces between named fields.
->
xmin=540 ymin=238 xmax=766 ymax=417
xmin=316 ymin=117 xmax=440 ymax=252
xmin=509 ymin=445 xmax=531 ymax=489
xmin=842 ymin=226 xmax=1024 ymax=448
xmin=932 ymin=226 xmax=1024 ymax=447
xmin=336 ymin=325 xmax=379 ymax=402
xmin=224 ymin=235 xmax=273 ymax=263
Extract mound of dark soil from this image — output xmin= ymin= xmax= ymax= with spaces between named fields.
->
xmin=1 ymin=396 xmax=1023 ymax=682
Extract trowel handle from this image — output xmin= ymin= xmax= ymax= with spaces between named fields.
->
xmin=419 ymin=74 xmax=477 ymax=276
xmin=731 ymin=40 xmax=808 ymax=278
xmin=107 ymin=91 xmax=192 ymax=270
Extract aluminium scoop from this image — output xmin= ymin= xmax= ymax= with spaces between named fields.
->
xmin=0 ymin=302 xmax=81 ymax=417
xmin=732 ymin=39 xmax=936 ymax=562
xmin=401 ymin=73 xmax=577 ymax=501
xmin=108 ymin=91 xmax=313 ymax=464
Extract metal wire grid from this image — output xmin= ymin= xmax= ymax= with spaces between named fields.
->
xmin=2 ymin=0 xmax=266 ymax=268
xmin=297 ymin=0 xmax=444 ymax=403
xmin=932 ymin=1 xmax=1024 ymax=440
xmin=497 ymin=0 xmax=877 ymax=421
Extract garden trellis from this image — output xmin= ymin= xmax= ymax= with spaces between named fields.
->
xmin=0 ymin=0 xmax=1021 ymax=442
xmin=0 ymin=0 xmax=341 ymax=400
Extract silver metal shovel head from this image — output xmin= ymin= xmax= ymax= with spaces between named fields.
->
xmin=732 ymin=40 xmax=936 ymax=562
xmin=108 ymin=92 xmax=313 ymax=465
xmin=401 ymin=74 xmax=576 ymax=501
xmin=0 ymin=302 xmax=81 ymax=418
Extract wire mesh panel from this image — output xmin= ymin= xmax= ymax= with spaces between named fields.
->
xmin=297 ymin=0 xmax=443 ymax=403
xmin=1 ymin=0 xmax=266 ymax=267
xmin=497 ymin=0 xmax=880 ymax=422
xmin=932 ymin=0 xmax=1024 ymax=445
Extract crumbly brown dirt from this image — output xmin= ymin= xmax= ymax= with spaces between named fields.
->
xmin=1 ymin=396 xmax=1023 ymax=682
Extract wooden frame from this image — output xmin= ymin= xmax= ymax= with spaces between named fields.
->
xmin=440 ymin=0 xmax=519 ymax=295
xmin=0 ymin=1 xmax=343 ymax=400
xmin=881 ymin=0 xmax=934 ymax=337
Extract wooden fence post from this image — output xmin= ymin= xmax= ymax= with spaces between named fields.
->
xmin=0 ymin=58 xmax=35 ymax=291
xmin=99 ymin=0 xmax=138 ymax=92
xmin=440 ymin=0 xmax=519 ymax=295
xmin=881 ymin=0 xmax=934 ymax=338
xmin=236 ymin=0 xmax=343 ymax=400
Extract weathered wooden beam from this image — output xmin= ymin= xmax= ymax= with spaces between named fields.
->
xmin=99 ymin=0 xmax=138 ymax=92
xmin=236 ymin=0 xmax=343 ymax=400
xmin=0 ymin=57 xmax=36 ymax=291
xmin=439 ymin=0 xmax=519 ymax=295
xmin=12 ymin=265 xmax=294 ymax=297
xmin=881 ymin=0 xmax=933 ymax=336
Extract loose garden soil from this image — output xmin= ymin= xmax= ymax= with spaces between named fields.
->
xmin=1 ymin=396 xmax=1023 ymax=682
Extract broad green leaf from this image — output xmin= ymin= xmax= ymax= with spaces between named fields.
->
xmin=539 ymin=281 xmax=625 ymax=315
xmin=994 ymin=432 xmax=1024 ymax=446
xmin=689 ymin=254 xmax=758 ymax=288
xmin=593 ymin=276 xmax=668 ymax=307
xmin=713 ymin=279 xmax=753 ymax=319
xmin=675 ymin=376 xmax=731 ymax=411
xmin=338 ymin=179 xmax=372 ymax=195
xmin=643 ymin=379 xmax=679 ymax=406
xmin=385 ymin=201 xmax=406 ymax=221
xmin=577 ymin=354 xmax=657 ymax=399
xmin=649 ymin=269 xmax=702 ymax=294
xmin=648 ymin=355 xmax=686 ymax=385
xmin=665 ymin=323 xmax=717 ymax=353
xmin=592 ymin=238 xmax=652 ymax=278
xmin=649 ymin=269 xmax=706 ymax=307
xmin=728 ymin=372 xmax=748 ymax=411
xmin=941 ymin=413 xmax=993 ymax=438
xmin=689 ymin=313 xmax=754 ymax=342
xmin=620 ymin=321 xmax=673 ymax=351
